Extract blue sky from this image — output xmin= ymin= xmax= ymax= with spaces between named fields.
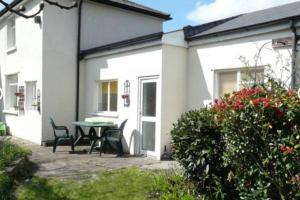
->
xmin=132 ymin=0 xmax=211 ymax=32
xmin=1 ymin=0 xmax=300 ymax=32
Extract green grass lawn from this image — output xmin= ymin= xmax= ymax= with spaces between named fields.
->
xmin=16 ymin=168 xmax=199 ymax=200
xmin=0 ymin=139 xmax=199 ymax=200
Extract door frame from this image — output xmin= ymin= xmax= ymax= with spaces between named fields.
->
xmin=137 ymin=75 xmax=159 ymax=157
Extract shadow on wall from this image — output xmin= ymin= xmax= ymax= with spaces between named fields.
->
xmin=125 ymin=129 xmax=141 ymax=155
xmin=188 ymin=49 xmax=211 ymax=109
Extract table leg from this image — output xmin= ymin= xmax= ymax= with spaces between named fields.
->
xmin=88 ymin=127 xmax=98 ymax=154
xmin=74 ymin=126 xmax=87 ymax=146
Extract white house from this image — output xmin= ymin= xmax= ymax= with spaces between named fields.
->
xmin=0 ymin=0 xmax=299 ymax=159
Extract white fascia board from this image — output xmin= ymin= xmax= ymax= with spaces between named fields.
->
xmin=162 ymin=30 xmax=188 ymax=48
xmin=83 ymin=40 xmax=162 ymax=60
xmin=189 ymin=20 xmax=300 ymax=47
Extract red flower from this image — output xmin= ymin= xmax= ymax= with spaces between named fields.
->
xmin=279 ymin=145 xmax=293 ymax=154
xmin=286 ymin=147 xmax=293 ymax=154
xmin=244 ymin=180 xmax=252 ymax=188
xmin=280 ymin=145 xmax=287 ymax=153
xmin=275 ymin=109 xmax=284 ymax=118
xmin=233 ymin=100 xmax=244 ymax=111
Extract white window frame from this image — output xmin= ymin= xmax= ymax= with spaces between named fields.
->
xmin=97 ymin=80 xmax=118 ymax=113
xmin=5 ymin=74 xmax=18 ymax=111
xmin=214 ymin=67 xmax=264 ymax=99
xmin=7 ymin=16 xmax=16 ymax=51
xmin=25 ymin=81 xmax=37 ymax=111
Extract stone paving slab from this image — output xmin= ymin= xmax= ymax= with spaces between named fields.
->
xmin=6 ymin=137 xmax=179 ymax=180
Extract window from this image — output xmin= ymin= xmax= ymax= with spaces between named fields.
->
xmin=25 ymin=81 xmax=37 ymax=110
xmin=7 ymin=17 xmax=16 ymax=50
xmin=5 ymin=74 xmax=18 ymax=110
xmin=216 ymin=68 xmax=264 ymax=98
xmin=98 ymin=80 xmax=118 ymax=112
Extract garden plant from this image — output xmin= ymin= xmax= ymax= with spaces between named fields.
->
xmin=172 ymin=80 xmax=300 ymax=200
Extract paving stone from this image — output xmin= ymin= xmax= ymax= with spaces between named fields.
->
xmin=7 ymin=137 xmax=179 ymax=179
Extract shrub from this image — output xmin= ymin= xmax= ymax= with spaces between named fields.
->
xmin=0 ymin=139 xmax=31 ymax=200
xmin=216 ymin=85 xmax=300 ymax=199
xmin=171 ymin=82 xmax=300 ymax=199
xmin=171 ymin=109 xmax=237 ymax=199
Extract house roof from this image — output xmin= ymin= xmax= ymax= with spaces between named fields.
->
xmin=0 ymin=0 xmax=171 ymax=20
xmin=185 ymin=1 xmax=300 ymax=41
xmin=89 ymin=0 xmax=171 ymax=20
xmin=80 ymin=32 xmax=163 ymax=58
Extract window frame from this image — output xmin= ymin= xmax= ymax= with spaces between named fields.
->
xmin=7 ymin=16 xmax=16 ymax=51
xmin=25 ymin=81 xmax=37 ymax=111
xmin=97 ymin=79 xmax=118 ymax=113
xmin=5 ymin=74 xmax=18 ymax=111
xmin=214 ymin=67 xmax=264 ymax=98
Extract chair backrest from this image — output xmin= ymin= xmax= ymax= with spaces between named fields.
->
xmin=49 ymin=117 xmax=57 ymax=137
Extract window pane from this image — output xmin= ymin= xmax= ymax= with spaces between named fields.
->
xmin=219 ymin=71 xmax=237 ymax=97
xmin=240 ymin=69 xmax=264 ymax=88
xmin=26 ymin=82 xmax=37 ymax=110
xmin=100 ymin=82 xmax=108 ymax=111
xmin=110 ymin=81 xmax=118 ymax=111
xmin=6 ymin=75 xmax=18 ymax=109
xmin=142 ymin=82 xmax=156 ymax=117
xmin=142 ymin=121 xmax=155 ymax=151
xmin=7 ymin=18 xmax=16 ymax=49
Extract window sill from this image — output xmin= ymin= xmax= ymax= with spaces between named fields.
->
xmin=6 ymin=46 xmax=17 ymax=54
xmin=3 ymin=110 xmax=18 ymax=116
xmin=91 ymin=112 xmax=119 ymax=118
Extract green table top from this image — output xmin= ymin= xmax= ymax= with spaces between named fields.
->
xmin=72 ymin=121 xmax=117 ymax=128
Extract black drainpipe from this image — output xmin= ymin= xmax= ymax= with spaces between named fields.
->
xmin=75 ymin=0 xmax=83 ymax=139
xmin=290 ymin=19 xmax=298 ymax=88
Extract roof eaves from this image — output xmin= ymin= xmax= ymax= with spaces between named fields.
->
xmin=89 ymin=0 xmax=171 ymax=20
xmin=189 ymin=15 xmax=300 ymax=41
xmin=80 ymin=32 xmax=163 ymax=58
xmin=183 ymin=15 xmax=241 ymax=41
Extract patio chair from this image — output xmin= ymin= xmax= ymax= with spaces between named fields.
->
xmin=50 ymin=118 xmax=75 ymax=153
xmin=100 ymin=119 xmax=128 ymax=157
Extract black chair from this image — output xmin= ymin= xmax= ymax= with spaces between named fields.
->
xmin=50 ymin=118 xmax=75 ymax=153
xmin=100 ymin=119 xmax=128 ymax=157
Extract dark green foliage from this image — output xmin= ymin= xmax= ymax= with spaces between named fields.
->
xmin=0 ymin=139 xmax=31 ymax=200
xmin=171 ymin=84 xmax=300 ymax=199
xmin=171 ymin=109 xmax=237 ymax=199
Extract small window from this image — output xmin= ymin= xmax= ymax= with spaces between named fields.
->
xmin=5 ymin=74 xmax=18 ymax=110
xmin=98 ymin=80 xmax=118 ymax=112
xmin=7 ymin=17 xmax=16 ymax=49
xmin=218 ymin=71 xmax=237 ymax=98
xmin=217 ymin=68 xmax=264 ymax=98
xmin=25 ymin=81 xmax=37 ymax=110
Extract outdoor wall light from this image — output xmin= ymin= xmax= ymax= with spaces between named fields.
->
xmin=121 ymin=80 xmax=130 ymax=107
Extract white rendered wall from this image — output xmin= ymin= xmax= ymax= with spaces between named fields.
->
xmin=161 ymin=44 xmax=187 ymax=156
xmin=82 ymin=46 xmax=163 ymax=158
xmin=0 ymin=0 xmax=43 ymax=144
xmin=187 ymin=38 xmax=292 ymax=110
xmin=81 ymin=1 xmax=163 ymax=50
xmin=41 ymin=1 xmax=78 ymax=141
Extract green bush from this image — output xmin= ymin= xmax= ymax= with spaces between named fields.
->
xmin=216 ymin=85 xmax=300 ymax=199
xmin=171 ymin=83 xmax=300 ymax=199
xmin=171 ymin=109 xmax=237 ymax=199
xmin=0 ymin=139 xmax=31 ymax=200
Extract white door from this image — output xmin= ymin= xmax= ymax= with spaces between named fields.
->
xmin=139 ymin=77 xmax=158 ymax=156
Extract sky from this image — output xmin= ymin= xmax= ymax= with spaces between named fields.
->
xmin=1 ymin=0 xmax=300 ymax=32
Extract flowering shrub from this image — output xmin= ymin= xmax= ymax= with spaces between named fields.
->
xmin=172 ymin=82 xmax=300 ymax=199
xmin=216 ymin=85 xmax=300 ymax=199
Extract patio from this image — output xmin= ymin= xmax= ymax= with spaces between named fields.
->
xmin=9 ymin=137 xmax=178 ymax=180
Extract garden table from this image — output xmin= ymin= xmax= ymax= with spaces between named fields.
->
xmin=72 ymin=121 xmax=117 ymax=154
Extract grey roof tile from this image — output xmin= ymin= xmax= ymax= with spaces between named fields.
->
xmin=188 ymin=1 xmax=300 ymax=40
